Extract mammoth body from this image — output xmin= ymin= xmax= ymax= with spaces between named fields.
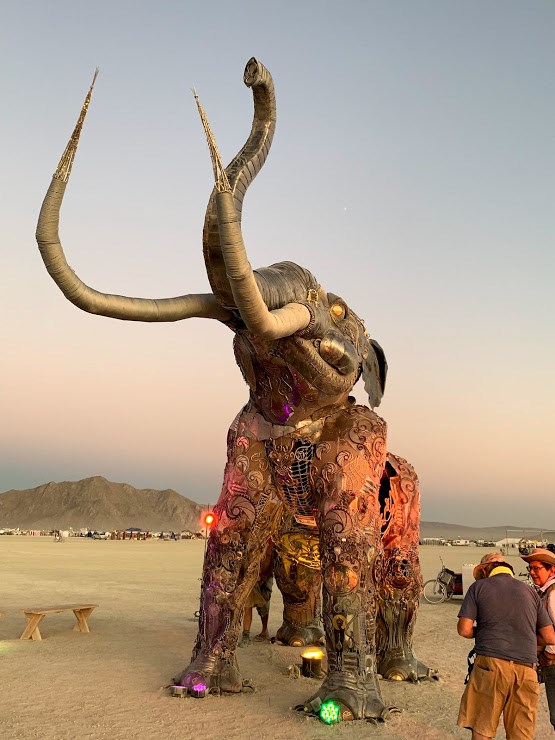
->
xmin=36 ymin=58 xmax=430 ymax=722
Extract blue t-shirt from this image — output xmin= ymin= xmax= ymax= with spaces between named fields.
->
xmin=458 ymin=573 xmax=551 ymax=664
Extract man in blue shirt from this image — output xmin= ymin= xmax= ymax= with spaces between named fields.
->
xmin=456 ymin=552 xmax=555 ymax=740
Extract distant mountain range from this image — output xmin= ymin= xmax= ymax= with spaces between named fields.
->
xmin=0 ymin=476 xmax=204 ymax=532
xmin=0 ymin=477 xmax=553 ymax=541
xmin=419 ymin=521 xmax=554 ymax=542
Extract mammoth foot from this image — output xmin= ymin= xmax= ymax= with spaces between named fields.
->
xmin=172 ymin=649 xmax=244 ymax=695
xmin=301 ymin=670 xmax=394 ymax=723
xmin=275 ymin=621 xmax=324 ymax=647
xmin=378 ymin=653 xmax=438 ymax=682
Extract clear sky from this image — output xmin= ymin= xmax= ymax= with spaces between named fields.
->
xmin=1 ymin=1 xmax=553 ymax=527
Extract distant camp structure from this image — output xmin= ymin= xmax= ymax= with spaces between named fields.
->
xmin=420 ymin=538 xmax=497 ymax=547
xmin=0 ymin=527 xmax=204 ymax=540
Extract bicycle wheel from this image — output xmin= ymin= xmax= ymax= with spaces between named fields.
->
xmin=423 ymin=579 xmax=447 ymax=604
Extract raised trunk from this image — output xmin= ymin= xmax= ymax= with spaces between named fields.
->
xmin=202 ymin=58 xmax=276 ymax=309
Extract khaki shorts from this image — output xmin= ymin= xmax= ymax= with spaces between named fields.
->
xmin=244 ymin=576 xmax=273 ymax=617
xmin=458 ymin=655 xmax=539 ymax=739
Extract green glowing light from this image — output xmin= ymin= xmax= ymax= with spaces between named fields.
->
xmin=319 ymin=700 xmax=341 ymax=724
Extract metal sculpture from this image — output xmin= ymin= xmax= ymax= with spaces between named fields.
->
xmin=36 ymin=58 xmax=431 ymax=722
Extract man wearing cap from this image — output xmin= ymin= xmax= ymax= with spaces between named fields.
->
xmin=521 ymin=547 xmax=555 ymax=731
xmin=456 ymin=552 xmax=555 ymax=740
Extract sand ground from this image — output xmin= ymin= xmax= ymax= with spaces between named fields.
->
xmin=1 ymin=540 xmax=552 ymax=740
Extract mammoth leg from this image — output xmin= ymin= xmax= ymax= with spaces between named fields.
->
xmin=376 ymin=454 xmax=434 ymax=681
xmin=304 ymin=405 xmax=389 ymax=721
xmin=273 ymin=528 xmax=324 ymax=647
xmin=173 ymin=422 xmax=281 ymax=693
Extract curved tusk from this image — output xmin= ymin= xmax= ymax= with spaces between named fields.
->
xmin=215 ymin=190 xmax=310 ymax=338
xmin=37 ymin=179 xmax=230 ymax=322
xmin=37 ymin=72 xmax=231 ymax=323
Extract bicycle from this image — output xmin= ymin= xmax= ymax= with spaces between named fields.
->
xmin=423 ymin=557 xmax=463 ymax=604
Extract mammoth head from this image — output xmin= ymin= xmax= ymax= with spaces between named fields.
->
xmin=258 ymin=274 xmax=387 ymax=409
xmin=314 ymin=292 xmax=387 ymax=408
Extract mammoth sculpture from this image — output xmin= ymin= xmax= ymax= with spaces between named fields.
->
xmin=36 ymin=58 xmax=431 ymax=722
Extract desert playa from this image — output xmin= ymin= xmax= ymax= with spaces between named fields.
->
xmin=1 ymin=540 xmax=552 ymax=740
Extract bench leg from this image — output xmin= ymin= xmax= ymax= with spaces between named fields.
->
xmin=73 ymin=607 xmax=94 ymax=633
xmin=21 ymin=613 xmax=45 ymax=640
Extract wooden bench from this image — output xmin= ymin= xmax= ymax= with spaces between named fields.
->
xmin=20 ymin=604 xmax=98 ymax=641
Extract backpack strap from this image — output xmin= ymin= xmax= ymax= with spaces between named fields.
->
xmin=464 ymin=648 xmax=476 ymax=685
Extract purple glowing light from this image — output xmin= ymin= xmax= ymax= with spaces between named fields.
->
xmin=277 ymin=404 xmax=293 ymax=423
xmin=192 ymin=682 xmax=207 ymax=692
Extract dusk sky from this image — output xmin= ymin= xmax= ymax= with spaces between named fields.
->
xmin=1 ymin=1 xmax=553 ymax=528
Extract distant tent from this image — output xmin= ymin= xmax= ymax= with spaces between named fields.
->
xmin=494 ymin=537 xmax=521 ymax=554
xmin=125 ymin=527 xmax=142 ymax=532
xmin=494 ymin=537 xmax=520 ymax=546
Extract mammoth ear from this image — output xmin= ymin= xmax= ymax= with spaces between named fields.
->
xmin=362 ymin=339 xmax=388 ymax=408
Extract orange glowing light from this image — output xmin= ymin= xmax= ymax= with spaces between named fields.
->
xmin=203 ymin=512 xmax=215 ymax=527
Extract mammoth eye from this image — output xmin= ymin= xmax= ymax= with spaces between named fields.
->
xmin=330 ymin=303 xmax=346 ymax=319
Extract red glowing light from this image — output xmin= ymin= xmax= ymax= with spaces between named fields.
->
xmin=203 ymin=512 xmax=215 ymax=527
